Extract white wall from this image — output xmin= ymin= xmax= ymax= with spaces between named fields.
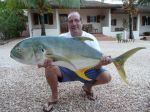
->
xmin=32 ymin=29 xmax=59 ymax=36
xmin=110 ymin=31 xmax=140 ymax=39
xmin=103 ymin=26 xmax=111 ymax=36
xmin=30 ymin=10 xmax=59 ymax=36
xmin=80 ymin=9 xmax=108 ymax=33
xmin=111 ymin=14 xmax=128 ymax=32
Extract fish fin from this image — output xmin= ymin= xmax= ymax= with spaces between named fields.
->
xmin=73 ymin=36 xmax=93 ymax=42
xmin=113 ymin=47 xmax=146 ymax=83
xmin=75 ymin=66 xmax=93 ymax=81
xmin=46 ymin=54 xmax=76 ymax=69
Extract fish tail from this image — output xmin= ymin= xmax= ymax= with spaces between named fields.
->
xmin=112 ymin=47 xmax=146 ymax=83
xmin=75 ymin=66 xmax=93 ymax=81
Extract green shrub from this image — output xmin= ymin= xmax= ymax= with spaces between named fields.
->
xmin=0 ymin=2 xmax=27 ymax=40
xmin=116 ymin=33 xmax=123 ymax=42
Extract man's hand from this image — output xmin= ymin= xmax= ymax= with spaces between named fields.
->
xmin=37 ymin=59 xmax=53 ymax=68
xmin=94 ymin=56 xmax=112 ymax=69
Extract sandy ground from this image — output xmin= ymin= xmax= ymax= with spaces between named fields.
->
xmin=0 ymin=39 xmax=150 ymax=112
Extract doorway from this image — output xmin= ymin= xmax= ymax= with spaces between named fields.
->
xmin=59 ymin=14 xmax=68 ymax=33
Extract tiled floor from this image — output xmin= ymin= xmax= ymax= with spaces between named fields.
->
xmin=93 ymin=33 xmax=116 ymax=41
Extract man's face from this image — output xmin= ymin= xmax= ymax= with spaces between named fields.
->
xmin=68 ymin=14 xmax=82 ymax=36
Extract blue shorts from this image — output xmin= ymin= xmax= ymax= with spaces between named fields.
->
xmin=58 ymin=66 xmax=106 ymax=84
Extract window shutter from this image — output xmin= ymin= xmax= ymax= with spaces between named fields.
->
xmin=48 ymin=13 xmax=53 ymax=25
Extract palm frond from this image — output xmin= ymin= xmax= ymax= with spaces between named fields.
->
xmin=138 ymin=0 xmax=150 ymax=6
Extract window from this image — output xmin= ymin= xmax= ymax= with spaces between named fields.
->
xmin=33 ymin=13 xmax=39 ymax=25
xmin=48 ymin=13 xmax=53 ymax=25
xmin=44 ymin=14 xmax=48 ymax=24
xmin=111 ymin=19 xmax=117 ymax=26
xmin=97 ymin=15 xmax=101 ymax=23
xmin=148 ymin=17 xmax=150 ymax=25
xmin=87 ymin=16 xmax=97 ymax=23
xmin=133 ymin=17 xmax=137 ymax=31
xmin=87 ymin=15 xmax=104 ymax=23
xmin=142 ymin=16 xmax=150 ymax=26
xmin=32 ymin=13 xmax=53 ymax=25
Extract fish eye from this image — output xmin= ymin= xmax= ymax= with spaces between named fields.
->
xmin=41 ymin=48 xmax=44 ymax=52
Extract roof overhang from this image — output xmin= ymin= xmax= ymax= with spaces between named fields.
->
xmin=50 ymin=0 xmax=122 ymax=9
xmin=80 ymin=0 xmax=122 ymax=9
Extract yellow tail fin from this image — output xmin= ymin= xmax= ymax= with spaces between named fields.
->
xmin=113 ymin=47 xmax=146 ymax=83
xmin=75 ymin=66 xmax=93 ymax=81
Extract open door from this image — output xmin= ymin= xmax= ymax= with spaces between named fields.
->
xmin=59 ymin=14 xmax=68 ymax=33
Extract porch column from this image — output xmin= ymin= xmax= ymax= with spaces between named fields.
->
xmin=102 ymin=9 xmax=111 ymax=36
xmin=108 ymin=9 xmax=111 ymax=28
xmin=56 ymin=9 xmax=60 ymax=34
xmin=28 ymin=11 xmax=33 ymax=37
xmin=137 ymin=13 xmax=140 ymax=38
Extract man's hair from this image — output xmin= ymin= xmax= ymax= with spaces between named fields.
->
xmin=68 ymin=11 xmax=82 ymax=20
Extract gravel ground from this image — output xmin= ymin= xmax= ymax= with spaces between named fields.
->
xmin=0 ymin=39 xmax=150 ymax=112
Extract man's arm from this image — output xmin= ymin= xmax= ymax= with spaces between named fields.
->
xmin=94 ymin=56 xmax=112 ymax=69
xmin=38 ymin=59 xmax=52 ymax=68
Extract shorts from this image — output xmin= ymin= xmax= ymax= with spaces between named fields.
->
xmin=58 ymin=66 xmax=106 ymax=84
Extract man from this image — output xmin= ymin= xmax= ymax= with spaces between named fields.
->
xmin=39 ymin=11 xmax=112 ymax=111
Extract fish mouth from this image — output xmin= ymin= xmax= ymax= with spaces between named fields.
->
xmin=10 ymin=53 xmax=15 ymax=59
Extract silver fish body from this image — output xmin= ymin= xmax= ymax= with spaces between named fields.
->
xmin=10 ymin=36 xmax=145 ymax=83
xmin=10 ymin=36 xmax=102 ymax=66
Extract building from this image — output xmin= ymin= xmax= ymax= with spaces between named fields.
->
xmin=27 ymin=0 xmax=150 ymax=39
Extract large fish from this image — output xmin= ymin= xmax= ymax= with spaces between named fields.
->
xmin=10 ymin=36 xmax=145 ymax=83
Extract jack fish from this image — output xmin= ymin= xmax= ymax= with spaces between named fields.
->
xmin=10 ymin=36 xmax=145 ymax=83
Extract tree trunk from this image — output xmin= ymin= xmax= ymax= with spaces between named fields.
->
xmin=40 ymin=13 xmax=46 ymax=36
xmin=129 ymin=13 xmax=134 ymax=40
